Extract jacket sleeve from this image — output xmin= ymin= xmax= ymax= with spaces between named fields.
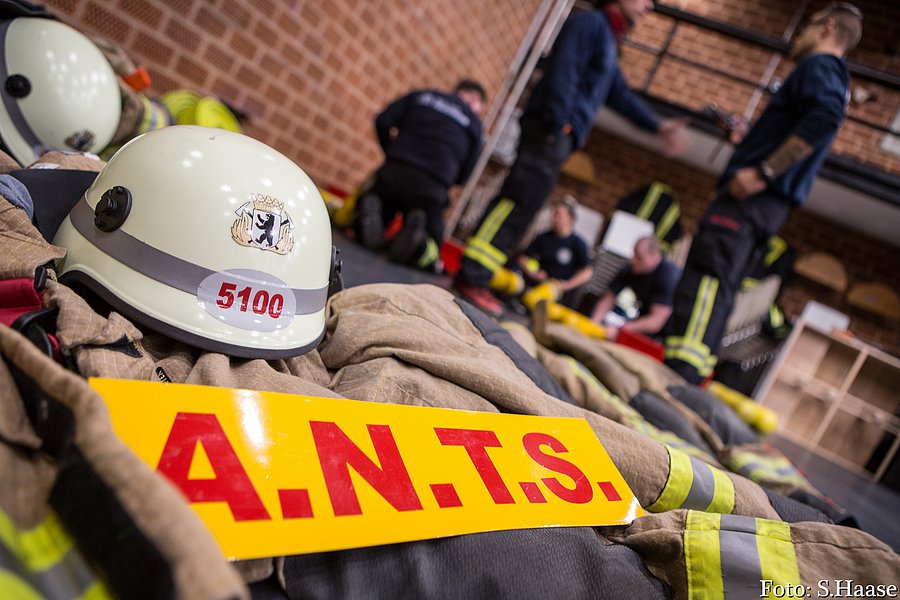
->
xmin=456 ymin=120 xmax=484 ymax=185
xmin=539 ymin=15 xmax=595 ymax=134
xmin=374 ymin=92 xmax=414 ymax=152
xmin=790 ymin=58 xmax=848 ymax=149
xmin=606 ymin=67 xmax=660 ymax=132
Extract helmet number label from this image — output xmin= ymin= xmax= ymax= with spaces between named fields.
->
xmin=198 ymin=269 xmax=297 ymax=332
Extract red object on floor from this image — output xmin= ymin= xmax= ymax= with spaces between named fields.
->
xmin=440 ymin=238 xmax=465 ymax=276
xmin=616 ymin=328 xmax=665 ymax=362
xmin=384 ymin=215 xmax=404 ymax=241
xmin=0 ymin=278 xmax=43 ymax=327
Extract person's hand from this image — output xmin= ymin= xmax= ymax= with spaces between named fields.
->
xmin=728 ymin=116 xmax=749 ymax=144
xmin=727 ymin=166 xmax=767 ymax=200
xmin=534 ymin=269 xmax=549 ymax=282
xmin=604 ymin=324 xmax=620 ymax=342
xmin=658 ymin=117 xmax=690 ymax=158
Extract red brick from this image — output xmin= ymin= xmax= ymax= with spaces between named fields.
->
xmin=165 ymin=18 xmax=201 ymax=52
xmin=83 ymin=2 xmax=131 ymax=40
xmin=133 ymin=30 xmax=175 ymax=69
xmin=230 ymin=30 xmax=259 ymax=60
xmin=196 ymin=6 xmax=228 ymax=37
xmin=119 ymin=0 xmax=163 ymax=26
xmin=175 ymin=54 xmax=209 ymax=88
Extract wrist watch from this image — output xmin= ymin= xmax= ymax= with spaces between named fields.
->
xmin=756 ymin=160 xmax=776 ymax=184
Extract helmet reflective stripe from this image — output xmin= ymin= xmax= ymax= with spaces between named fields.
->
xmin=0 ymin=20 xmax=43 ymax=158
xmin=68 ymin=197 xmax=328 ymax=314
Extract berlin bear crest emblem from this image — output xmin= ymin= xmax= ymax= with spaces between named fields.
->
xmin=231 ymin=194 xmax=295 ymax=255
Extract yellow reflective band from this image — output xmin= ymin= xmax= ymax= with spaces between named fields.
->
xmin=707 ymin=467 xmax=735 ymax=514
xmin=756 ymin=519 xmax=801 ymax=594
xmin=474 ymin=198 xmax=515 ymax=244
xmin=685 ymin=512 xmax=800 ymax=600
xmin=685 ymin=511 xmax=724 ymax=600
xmin=648 ymin=447 xmax=734 ymax=513
xmin=463 ymin=244 xmax=502 ymax=273
xmin=81 ymin=580 xmax=114 ymax=600
xmin=648 ymin=447 xmax=693 ymax=512
xmin=741 ymin=276 xmax=759 ymax=290
xmin=0 ymin=510 xmax=72 ymax=572
xmin=765 ymin=236 xmax=787 ymax=267
xmin=656 ymin=201 xmax=680 ymax=241
xmin=637 ymin=182 xmax=668 ymax=220
xmin=417 ymin=238 xmax=439 ymax=268
xmin=663 ymin=337 xmax=717 ymax=375
xmin=468 ymin=237 xmax=507 ymax=265
xmin=0 ymin=570 xmax=42 ymax=600
xmin=768 ymin=305 xmax=784 ymax=328
xmin=686 ymin=276 xmax=719 ymax=345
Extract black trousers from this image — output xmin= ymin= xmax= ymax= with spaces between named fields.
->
xmin=663 ymin=190 xmax=793 ymax=384
xmin=374 ymin=161 xmax=448 ymax=245
xmin=458 ymin=118 xmax=573 ymax=287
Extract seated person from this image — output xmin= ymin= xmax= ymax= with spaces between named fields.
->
xmin=590 ymin=236 xmax=680 ymax=340
xmin=517 ymin=195 xmax=593 ymax=304
xmin=354 ymin=79 xmax=486 ymax=272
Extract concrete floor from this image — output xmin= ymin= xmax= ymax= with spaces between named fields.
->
xmin=769 ymin=435 xmax=900 ymax=552
xmin=334 ymin=230 xmax=900 ymax=553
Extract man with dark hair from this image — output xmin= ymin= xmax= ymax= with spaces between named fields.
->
xmin=355 ymin=79 xmax=485 ymax=272
xmin=455 ymin=0 xmax=688 ymax=316
xmin=591 ymin=236 xmax=680 ymax=340
xmin=663 ymin=2 xmax=863 ymax=384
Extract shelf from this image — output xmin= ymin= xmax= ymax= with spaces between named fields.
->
xmin=757 ymin=316 xmax=900 ymax=482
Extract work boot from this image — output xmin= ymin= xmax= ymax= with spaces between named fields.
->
xmin=354 ymin=192 xmax=385 ymax=251
xmin=456 ymin=283 xmax=504 ymax=318
xmin=388 ymin=209 xmax=427 ymax=265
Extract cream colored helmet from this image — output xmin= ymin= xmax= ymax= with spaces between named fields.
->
xmin=0 ymin=17 xmax=121 ymax=165
xmin=53 ymin=126 xmax=335 ymax=358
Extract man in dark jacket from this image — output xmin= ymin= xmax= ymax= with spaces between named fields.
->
xmin=355 ymin=80 xmax=485 ymax=272
xmin=663 ymin=2 xmax=862 ymax=384
xmin=455 ymin=0 xmax=688 ymax=316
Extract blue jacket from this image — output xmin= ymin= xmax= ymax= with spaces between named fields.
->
xmin=375 ymin=89 xmax=483 ymax=188
xmin=524 ymin=10 xmax=660 ymax=148
xmin=722 ymin=54 xmax=850 ymax=205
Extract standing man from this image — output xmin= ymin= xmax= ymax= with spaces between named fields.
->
xmin=590 ymin=236 xmax=680 ymax=340
xmin=356 ymin=80 xmax=485 ymax=272
xmin=663 ymin=2 xmax=862 ymax=384
xmin=455 ymin=0 xmax=688 ymax=316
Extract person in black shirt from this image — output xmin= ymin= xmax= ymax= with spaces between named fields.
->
xmin=590 ymin=236 xmax=680 ymax=340
xmin=663 ymin=2 xmax=862 ymax=384
xmin=517 ymin=196 xmax=593 ymax=304
xmin=354 ymin=80 xmax=485 ymax=272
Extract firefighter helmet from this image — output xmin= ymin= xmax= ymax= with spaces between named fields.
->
xmin=0 ymin=17 xmax=121 ymax=165
xmin=53 ymin=125 xmax=334 ymax=358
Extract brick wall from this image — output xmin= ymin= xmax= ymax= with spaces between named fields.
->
xmin=42 ymin=0 xmax=543 ymax=190
xmin=622 ymin=0 xmax=900 ymax=175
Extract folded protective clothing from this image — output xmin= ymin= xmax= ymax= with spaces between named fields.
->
xmin=0 ymin=322 xmax=248 ymax=600
xmin=611 ymin=509 xmax=899 ymax=600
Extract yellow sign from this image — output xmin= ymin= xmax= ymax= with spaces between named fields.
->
xmin=93 ymin=378 xmax=644 ymax=560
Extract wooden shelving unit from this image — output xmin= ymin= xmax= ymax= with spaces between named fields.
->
xmin=756 ymin=319 xmax=900 ymax=480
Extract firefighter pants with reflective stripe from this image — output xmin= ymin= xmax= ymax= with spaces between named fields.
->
xmin=458 ymin=118 xmax=573 ymax=287
xmin=663 ymin=190 xmax=792 ymax=384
